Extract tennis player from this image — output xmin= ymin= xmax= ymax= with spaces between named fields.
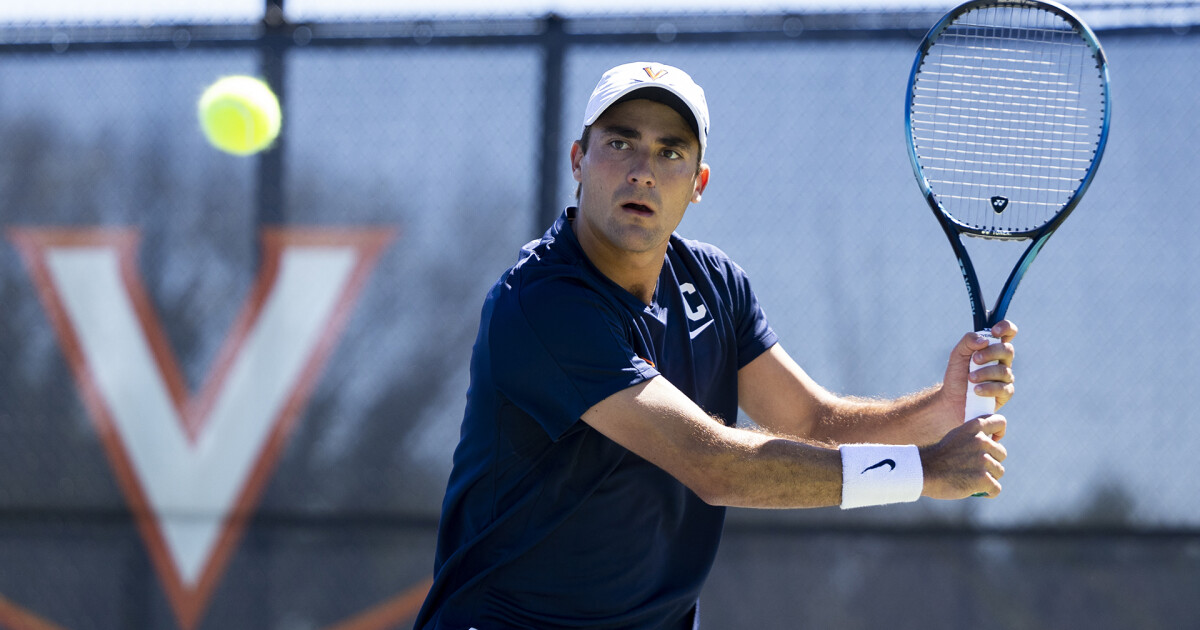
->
xmin=414 ymin=62 xmax=1016 ymax=630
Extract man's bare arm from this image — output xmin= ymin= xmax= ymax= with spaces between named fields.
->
xmin=580 ymin=374 xmax=1006 ymax=508
xmin=582 ymin=376 xmax=842 ymax=508
xmin=738 ymin=323 xmax=1017 ymax=446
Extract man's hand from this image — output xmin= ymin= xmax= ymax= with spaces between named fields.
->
xmin=920 ymin=415 xmax=1008 ymax=499
xmin=935 ymin=320 xmax=1018 ymax=426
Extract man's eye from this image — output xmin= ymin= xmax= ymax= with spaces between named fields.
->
xmin=609 ymin=140 xmax=630 ymax=150
xmin=662 ymin=149 xmax=682 ymax=160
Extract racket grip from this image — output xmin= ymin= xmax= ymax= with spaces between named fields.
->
xmin=964 ymin=330 xmax=1000 ymax=498
xmin=963 ymin=330 xmax=1001 ymax=422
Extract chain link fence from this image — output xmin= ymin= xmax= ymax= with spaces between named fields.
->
xmin=1 ymin=3 xmax=1198 ymax=628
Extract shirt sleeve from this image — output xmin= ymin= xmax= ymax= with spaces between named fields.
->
xmin=727 ymin=257 xmax=778 ymax=369
xmin=488 ymin=273 xmax=658 ymax=441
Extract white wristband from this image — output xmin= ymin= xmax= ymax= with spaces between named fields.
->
xmin=839 ymin=444 xmax=924 ymax=509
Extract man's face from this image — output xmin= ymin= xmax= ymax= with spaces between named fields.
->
xmin=570 ymin=98 xmax=709 ymax=257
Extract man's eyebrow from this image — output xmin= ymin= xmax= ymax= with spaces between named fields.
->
xmin=599 ymin=124 xmax=641 ymax=139
xmin=658 ymin=135 xmax=690 ymax=149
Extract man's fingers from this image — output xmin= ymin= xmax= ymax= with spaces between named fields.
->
xmin=991 ymin=319 xmax=1019 ymax=344
xmin=979 ymin=476 xmax=1003 ymax=499
xmin=986 ymin=453 xmax=1006 ymax=480
xmin=974 ymin=425 xmax=1006 ymax=498
xmin=965 ymin=414 xmax=1007 ymax=442
xmin=968 ymin=361 xmax=1014 ymax=384
xmin=924 ymin=414 xmax=1012 ymax=500
xmin=987 ymin=435 xmax=1008 ymax=462
xmin=973 ymin=340 xmax=1016 ymax=368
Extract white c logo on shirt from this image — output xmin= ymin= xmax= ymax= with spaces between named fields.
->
xmin=679 ymin=283 xmax=707 ymax=322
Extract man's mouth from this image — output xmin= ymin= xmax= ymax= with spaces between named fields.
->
xmin=622 ymin=202 xmax=654 ymax=216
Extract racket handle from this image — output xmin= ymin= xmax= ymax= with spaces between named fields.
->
xmin=963 ymin=330 xmax=1001 ymax=422
xmin=964 ymin=330 xmax=1001 ymax=498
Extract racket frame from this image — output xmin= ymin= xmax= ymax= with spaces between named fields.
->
xmin=905 ymin=0 xmax=1112 ymax=330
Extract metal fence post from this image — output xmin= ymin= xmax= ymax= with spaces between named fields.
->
xmin=536 ymin=14 xmax=566 ymax=234
xmin=258 ymin=0 xmax=287 ymax=228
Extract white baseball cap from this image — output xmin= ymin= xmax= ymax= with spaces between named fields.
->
xmin=582 ymin=62 xmax=710 ymax=159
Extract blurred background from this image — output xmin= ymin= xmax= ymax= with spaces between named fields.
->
xmin=0 ymin=1 xmax=1197 ymax=628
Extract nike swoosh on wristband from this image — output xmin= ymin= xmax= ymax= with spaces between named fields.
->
xmin=689 ymin=319 xmax=714 ymax=339
xmin=862 ymin=459 xmax=897 ymax=474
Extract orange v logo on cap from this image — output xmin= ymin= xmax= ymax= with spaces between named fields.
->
xmin=642 ymin=66 xmax=667 ymax=80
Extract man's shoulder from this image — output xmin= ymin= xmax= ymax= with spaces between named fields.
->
xmin=486 ymin=240 xmax=621 ymax=331
xmin=500 ymin=239 xmax=593 ymax=301
xmin=668 ymin=233 xmax=745 ymax=279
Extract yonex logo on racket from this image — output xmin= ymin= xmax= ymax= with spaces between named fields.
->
xmin=991 ymin=196 xmax=1009 ymax=213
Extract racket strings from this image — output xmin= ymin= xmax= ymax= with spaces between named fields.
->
xmin=910 ymin=4 xmax=1106 ymax=235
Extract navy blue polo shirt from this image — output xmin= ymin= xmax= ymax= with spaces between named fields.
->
xmin=415 ymin=208 xmax=778 ymax=630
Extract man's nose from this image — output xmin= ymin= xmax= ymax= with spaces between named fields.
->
xmin=627 ymin=151 xmax=655 ymax=187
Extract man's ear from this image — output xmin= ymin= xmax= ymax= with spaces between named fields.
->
xmin=692 ymin=163 xmax=711 ymax=203
xmin=570 ymin=141 xmax=584 ymax=183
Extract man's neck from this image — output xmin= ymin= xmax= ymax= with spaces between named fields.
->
xmin=569 ymin=210 xmax=666 ymax=305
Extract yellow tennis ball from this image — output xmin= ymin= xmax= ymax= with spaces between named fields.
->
xmin=197 ymin=75 xmax=281 ymax=156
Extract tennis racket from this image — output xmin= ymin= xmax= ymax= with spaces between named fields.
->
xmin=906 ymin=0 xmax=1111 ymax=433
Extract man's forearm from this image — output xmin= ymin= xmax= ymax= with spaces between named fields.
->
xmin=691 ymin=423 xmax=844 ymax=508
xmin=806 ymin=384 xmax=948 ymax=446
